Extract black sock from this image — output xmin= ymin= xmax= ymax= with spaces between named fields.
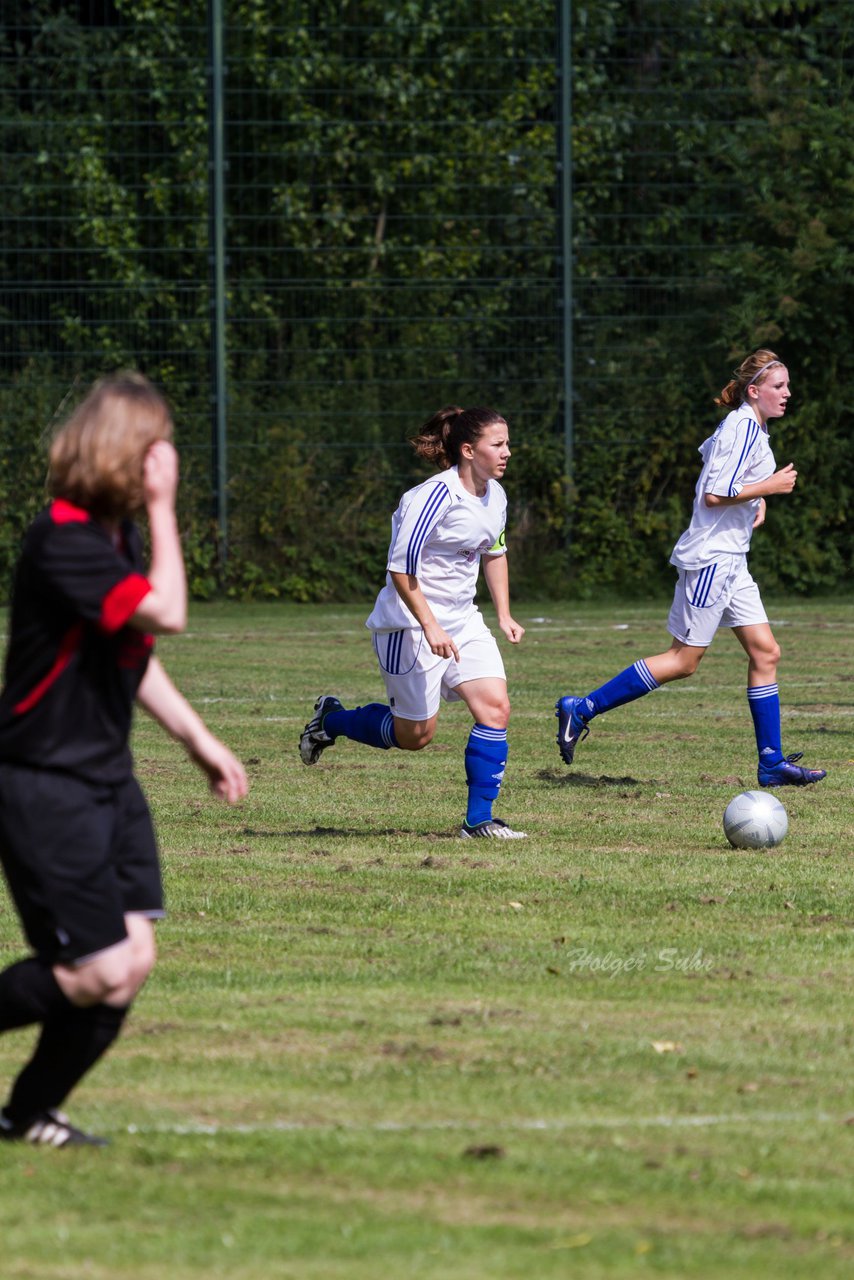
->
xmin=5 ymin=1002 xmax=129 ymax=1123
xmin=0 ymin=958 xmax=72 ymax=1032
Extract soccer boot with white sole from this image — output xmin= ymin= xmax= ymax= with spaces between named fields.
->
xmin=757 ymin=752 xmax=827 ymax=788
xmin=0 ymin=1107 xmax=109 ymax=1148
xmin=299 ymin=695 xmax=344 ymax=765
xmin=460 ymin=818 xmax=528 ymax=839
xmin=555 ymin=695 xmax=590 ymax=766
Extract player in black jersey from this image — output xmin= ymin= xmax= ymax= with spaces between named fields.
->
xmin=0 ymin=372 xmax=248 ymax=1147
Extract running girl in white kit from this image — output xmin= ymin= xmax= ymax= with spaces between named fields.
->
xmin=555 ymin=349 xmax=827 ymax=788
xmin=300 ymin=405 xmax=528 ymax=838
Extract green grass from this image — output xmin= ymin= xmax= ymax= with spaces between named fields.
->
xmin=0 ymin=598 xmax=851 ymax=1278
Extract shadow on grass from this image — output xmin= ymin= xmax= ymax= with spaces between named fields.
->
xmin=242 ymin=824 xmax=455 ymax=840
xmin=536 ymin=769 xmax=651 ymax=788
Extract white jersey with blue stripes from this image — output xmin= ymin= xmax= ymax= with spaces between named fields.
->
xmin=670 ymin=402 xmax=776 ymax=569
xmin=366 ymin=465 xmax=508 ymax=633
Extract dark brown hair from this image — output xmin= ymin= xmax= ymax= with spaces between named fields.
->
xmin=410 ymin=405 xmax=506 ymax=470
xmin=48 ymin=371 xmax=174 ymax=519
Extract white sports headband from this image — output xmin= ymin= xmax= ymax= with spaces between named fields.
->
xmin=746 ymin=359 xmax=782 ymax=387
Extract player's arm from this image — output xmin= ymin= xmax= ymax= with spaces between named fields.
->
xmin=129 ymin=440 xmax=187 ymax=635
xmin=136 ymin=656 xmax=248 ymax=803
xmin=704 ymin=464 xmax=797 ymax=507
xmin=389 ymin=571 xmax=460 ymax=661
xmin=481 ymin=553 xmax=525 ymax=644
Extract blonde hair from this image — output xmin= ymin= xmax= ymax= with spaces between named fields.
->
xmin=715 ymin=349 xmax=784 ymax=410
xmin=48 ymin=372 xmax=174 ymax=519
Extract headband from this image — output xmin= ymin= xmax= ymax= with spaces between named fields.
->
xmin=745 ymin=359 xmax=782 ymax=388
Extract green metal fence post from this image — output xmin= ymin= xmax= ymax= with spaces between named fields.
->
xmin=208 ymin=0 xmax=228 ymax=565
xmin=558 ymin=0 xmax=573 ymax=543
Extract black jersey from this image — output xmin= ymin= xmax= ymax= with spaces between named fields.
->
xmin=0 ymin=500 xmax=153 ymax=783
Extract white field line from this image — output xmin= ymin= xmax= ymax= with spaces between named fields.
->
xmin=189 ymin=684 xmax=848 ymax=712
xmin=252 ymin=705 xmax=854 ymax=723
xmin=123 ymin=1110 xmax=839 ymax=1137
xmin=178 ymin=619 xmax=854 ymax=640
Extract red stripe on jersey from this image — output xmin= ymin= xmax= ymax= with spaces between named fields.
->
xmin=99 ymin=574 xmax=151 ymax=633
xmin=50 ymin=499 xmax=91 ymax=524
xmin=13 ymin=622 xmax=84 ymax=714
xmin=118 ymin=630 xmax=155 ymax=669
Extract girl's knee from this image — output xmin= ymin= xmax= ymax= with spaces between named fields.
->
xmin=131 ymin=941 xmax=157 ymax=991
xmin=57 ymin=954 xmax=130 ymax=1007
xmin=678 ymin=654 xmax=703 ymax=678
xmin=393 ymin=720 xmax=435 ymax=751
xmin=482 ymin=697 xmax=511 ymax=729
xmin=461 ymin=691 xmax=511 ymax=729
xmin=654 ymin=652 xmax=701 ymax=682
xmin=57 ymin=925 xmax=156 ymax=1007
xmin=745 ymin=638 xmax=780 ymax=675
xmin=125 ymin=917 xmax=157 ymax=995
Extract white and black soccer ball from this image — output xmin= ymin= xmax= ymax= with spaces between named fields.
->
xmin=723 ymin=790 xmax=788 ymax=849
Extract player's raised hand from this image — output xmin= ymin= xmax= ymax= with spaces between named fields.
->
xmin=770 ymin=462 xmax=797 ymax=494
xmin=143 ymin=438 xmax=180 ymax=507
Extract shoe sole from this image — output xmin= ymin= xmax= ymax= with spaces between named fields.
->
xmin=759 ymin=774 xmax=826 ymax=788
xmin=299 ymin=695 xmax=341 ymax=765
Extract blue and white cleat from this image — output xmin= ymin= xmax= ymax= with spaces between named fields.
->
xmin=555 ymin=695 xmax=590 ymax=766
xmin=460 ymin=818 xmax=527 ymax=839
xmin=299 ymin=695 xmax=344 ymax=765
xmin=757 ymin=752 xmax=826 ymax=788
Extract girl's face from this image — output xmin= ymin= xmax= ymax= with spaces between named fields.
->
xmin=464 ymin=423 xmax=512 ymax=485
xmin=750 ymin=365 xmax=790 ymax=424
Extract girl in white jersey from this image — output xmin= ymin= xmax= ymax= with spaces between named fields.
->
xmin=555 ymin=349 xmax=826 ymax=789
xmin=300 ymin=405 xmax=528 ymax=838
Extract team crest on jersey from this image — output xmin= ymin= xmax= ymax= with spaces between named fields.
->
xmin=460 ymin=538 xmax=495 ymax=564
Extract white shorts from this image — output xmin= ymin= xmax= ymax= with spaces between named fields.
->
xmin=371 ymin=609 xmax=506 ymax=721
xmin=667 ymin=554 xmax=767 ymax=648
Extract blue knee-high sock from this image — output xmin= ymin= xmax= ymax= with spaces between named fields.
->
xmin=464 ymin=725 xmax=508 ymax=826
xmin=581 ymin=659 xmax=659 ymax=720
xmin=324 ymin=703 xmax=398 ymax=750
xmin=747 ymin=683 xmax=783 ymax=767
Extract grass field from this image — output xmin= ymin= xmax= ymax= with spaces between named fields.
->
xmin=0 ymin=598 xmax=851 ymax=1279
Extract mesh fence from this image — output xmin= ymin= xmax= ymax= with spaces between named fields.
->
xmin=2 ymin=1 xmax=852 ymax=598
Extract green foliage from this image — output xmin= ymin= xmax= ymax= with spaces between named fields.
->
xmin=567 ymin=0 xmax=854 ymax=593
xmin=0 ymin=362 xmax=66 ymax=585
xmin=1 ymin=2 xmax=853 ymax=600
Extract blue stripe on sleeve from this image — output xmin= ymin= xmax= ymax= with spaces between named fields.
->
xmin=727 ymin=421 xmax=759 ymax=496
xmin=405 ymin=483 xmax=451 ymax=576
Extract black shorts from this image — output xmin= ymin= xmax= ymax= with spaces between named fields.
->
xmin=0 ymin=765 xmax=164 ymax=965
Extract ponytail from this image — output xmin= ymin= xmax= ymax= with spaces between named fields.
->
xmin=410 ymin=405 xmax=505 ymax=469
xmin=715 ymin=348 xmax=783 ymax=409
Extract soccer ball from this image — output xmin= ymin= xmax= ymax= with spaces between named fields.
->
xmin=723 ymin=790 xmax=788 ymax=849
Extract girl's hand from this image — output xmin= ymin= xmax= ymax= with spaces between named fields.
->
xmin=143 ymin=439 xmax=180 ymax=507
xmin=424 ymin=623 xmax=460 ymax=662
xmin=189 ymin=735 xmax=249 ymax=804
xmin=769 ymin=462 xmax=797 ymax=494
xmin=499 ymin=616 xmax=525 ymax=644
